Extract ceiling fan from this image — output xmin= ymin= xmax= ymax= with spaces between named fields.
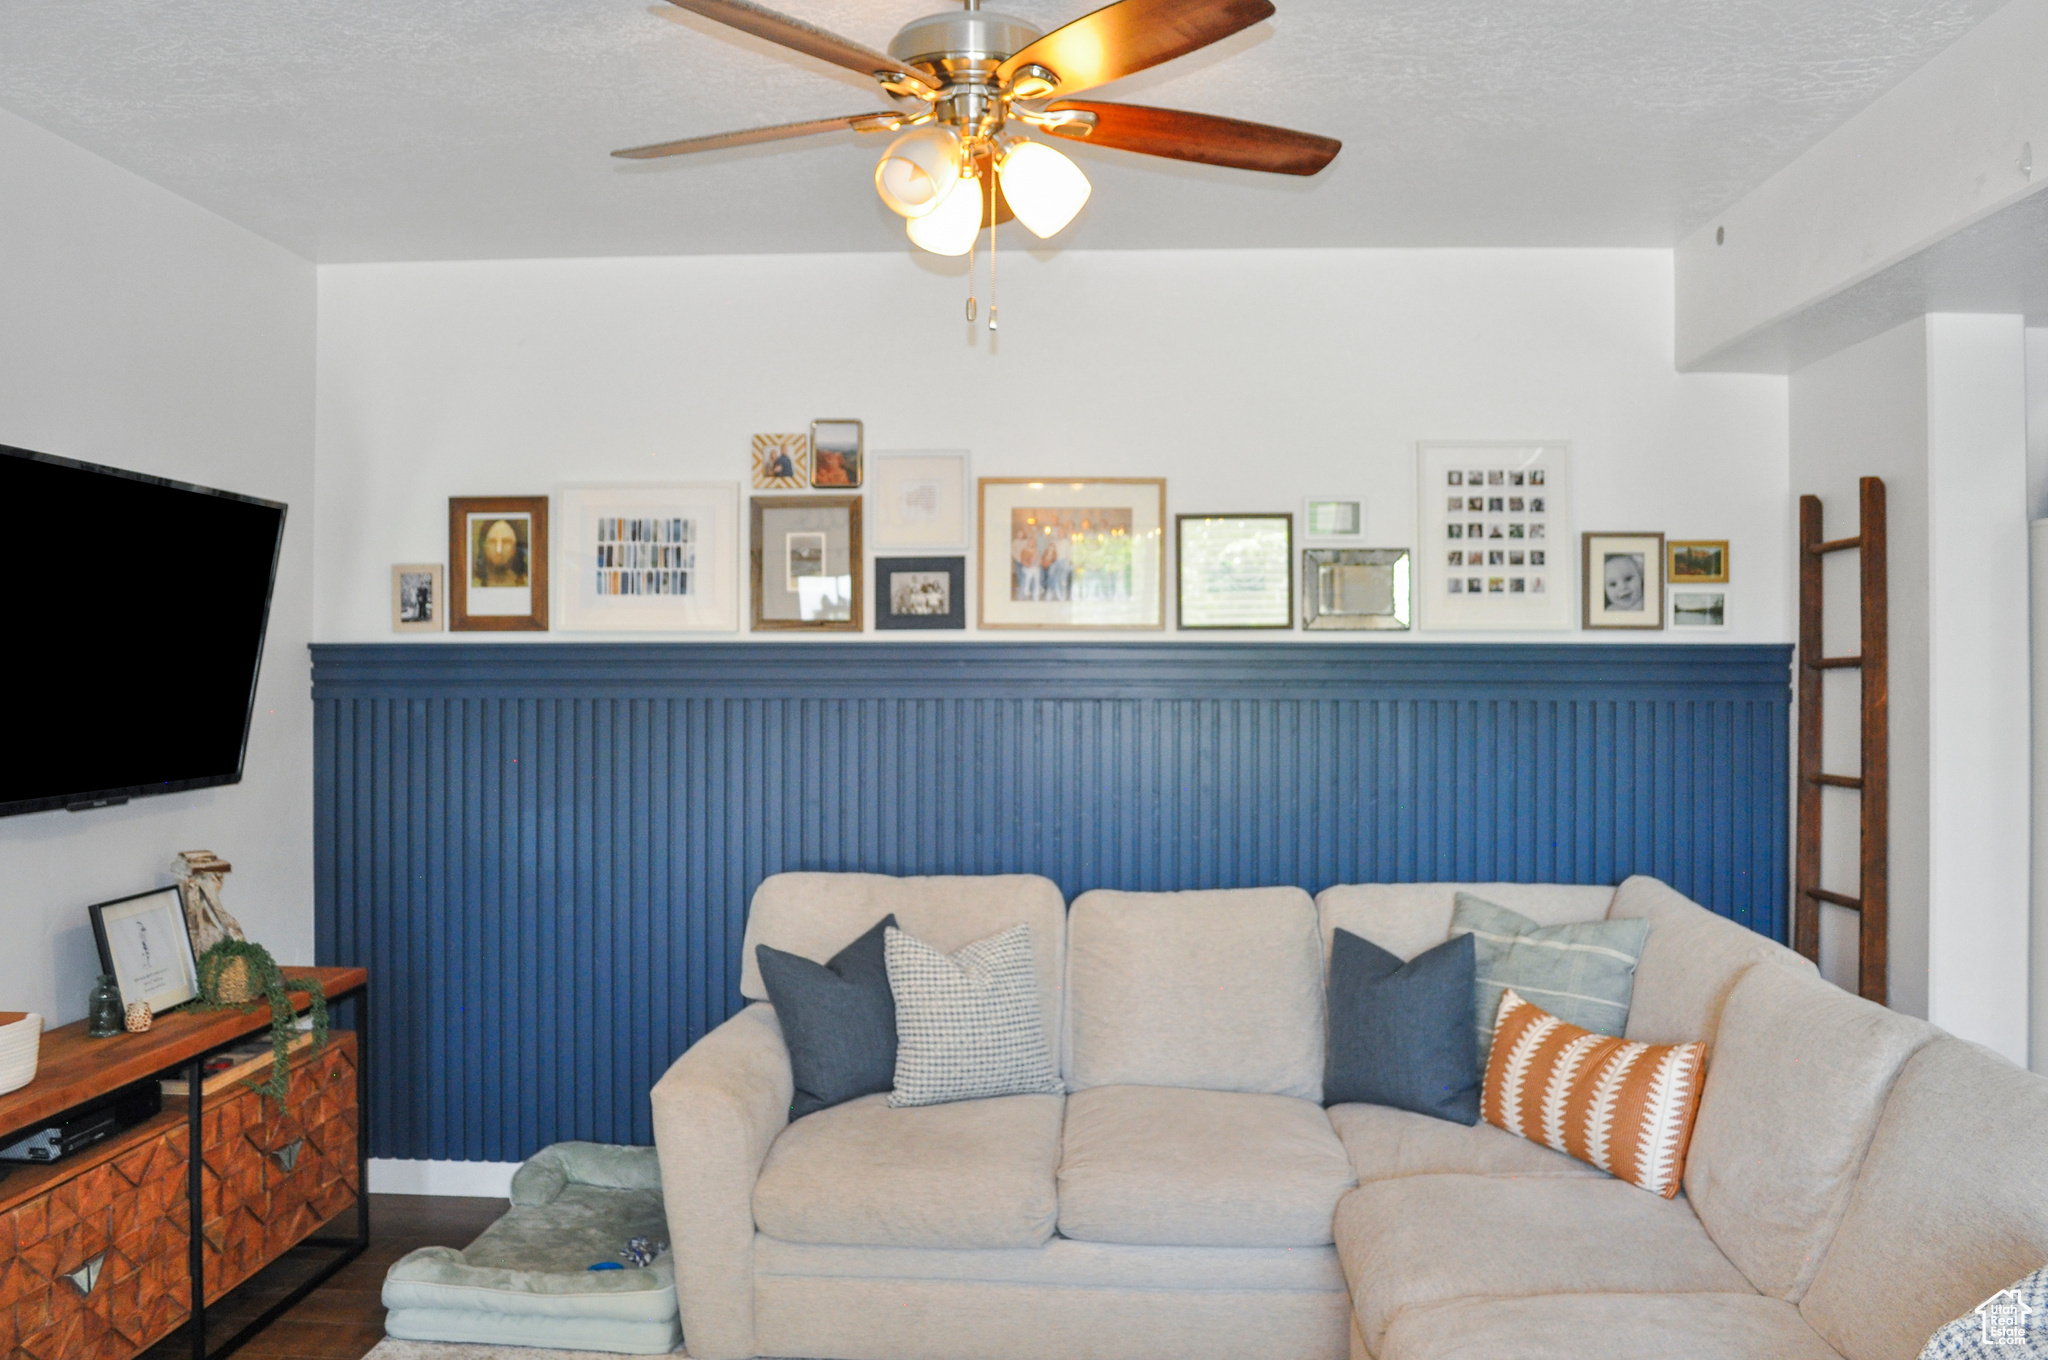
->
xmin=614 ymin=0 xmax=1342 ymax=258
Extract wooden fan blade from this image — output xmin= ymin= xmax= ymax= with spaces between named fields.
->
xmin=1042 ymin=99 xmax=1339 ymax=175
xmin=612 ymin=112 xmax=908 ymax=159
xmin=664 ymin=0 xmax=939 ymax=93
xmin=999 ymin=0 xmax=1273 ymax=96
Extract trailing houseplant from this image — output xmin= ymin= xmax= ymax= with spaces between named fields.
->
xmin=195 ymin=939 xmax=330 ymax=1108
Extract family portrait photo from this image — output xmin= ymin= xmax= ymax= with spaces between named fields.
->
xmin=1010 ymin=507 xmax=1133 ymax=603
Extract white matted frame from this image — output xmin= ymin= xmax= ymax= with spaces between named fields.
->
xmin=553 ymin=483 xmax=739 ymax=632
xmin=978 ymin=478 xmax=1166 ymax=630
xmin=1670 ymin=586 xmax=1729 ymax=631
xmin=1416 ymin=441 xmax=1572 ymax=631
xmin=1583 ymin=531 xmax=1664 ymax=630
xmin=871 ymin=451 xmax=971 ymax=550
xmin=1301 ymin=494 xmax=1365 ymax=543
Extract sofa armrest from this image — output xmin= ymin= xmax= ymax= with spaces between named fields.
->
xmin=650 ymin=1002 xmax=793 ymax=1360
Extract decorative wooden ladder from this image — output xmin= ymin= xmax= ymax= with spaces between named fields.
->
xmin=1794 ymin=477 xmax=1889 ymax=1002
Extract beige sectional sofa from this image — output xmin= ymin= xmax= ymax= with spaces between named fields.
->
xmin=650 ymin=871 xmax=2048 ymax=1360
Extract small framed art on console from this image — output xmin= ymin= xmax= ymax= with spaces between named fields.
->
xmin=978 ymin=478 xmax=1166 ymax=630
xmin=1416 ymin=442 xmax=1572 ymax=631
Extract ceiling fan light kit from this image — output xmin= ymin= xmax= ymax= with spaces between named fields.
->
xmin=620 ymin=0 xmax=1340 ymax=306
xmin=906 ymin=169 xmax=987 ymax=255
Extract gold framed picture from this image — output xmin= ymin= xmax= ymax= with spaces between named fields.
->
xmin=809 ymin=419 xmax=864 ymax=489
xmin=977 ymin=478 xmax=1166 ymax=630
xmin=1668 ymin=539 xmax=1729 ymax=583
xmin=1583 ymin=531 xmax=1665 ymax=630
xmin=449 ymin=496 xmax=548 ymax=631
xmin=751 ymin=434 xmax=809 ymax=491
xmin=391 ymin=563 xmax=443 ymax=633
xmin=750 ymin=494 xmax=863 ymax=631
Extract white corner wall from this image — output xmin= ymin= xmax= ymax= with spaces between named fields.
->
xmin=312 ymin=248 xmax=1791 ymax=643
xmin=0 ymin=107 xmax=317 ymax=1023
xmin=1791 ymin=314 xmax=2032 ymax=1062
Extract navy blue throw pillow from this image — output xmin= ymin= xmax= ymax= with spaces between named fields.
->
xmin=756 ymin=913 xmax=899 ymax=1121
xmin=1324 ymin=927 xmax=1480 ymax=1125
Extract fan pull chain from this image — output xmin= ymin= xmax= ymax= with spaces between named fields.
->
xmin=988 ymin=209 xmax=999 ymax=331
xmin=965 ymin=224 xmax=978 ymax=323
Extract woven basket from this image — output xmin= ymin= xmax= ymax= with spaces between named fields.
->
xmin=208 ymin=957 xmax=261 ymax=1005
xmin=0 ymin=1013 xmax=42 ymax=1096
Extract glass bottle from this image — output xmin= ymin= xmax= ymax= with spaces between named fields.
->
xmin=87 ymin=974 xmax=124 ymax=1038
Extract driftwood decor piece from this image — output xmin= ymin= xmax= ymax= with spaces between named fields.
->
xmin=174 ymin=850 xmax=246 ymax=957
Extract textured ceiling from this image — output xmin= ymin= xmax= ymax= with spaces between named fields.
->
xmin=0 ymin=0 xmax=2009 ymax=261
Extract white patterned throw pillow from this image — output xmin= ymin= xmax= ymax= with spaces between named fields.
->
xmin=884 ymin=924 xmax=1064 ymax=1107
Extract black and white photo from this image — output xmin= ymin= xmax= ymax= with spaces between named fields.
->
xmin=1582 ymin=531 xmax=1665 ymax=629
xmin=392 ymin=563 xmax=443 ymax=633
xmin=874 ymin=556 xmax=966 ymax=630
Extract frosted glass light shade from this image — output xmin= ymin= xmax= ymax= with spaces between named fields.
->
xmin=998 ymin=140 xmax=1091 ymax=238
xmin=875 ymin=129 xmax=963 ymax=218
xmin=906 ymin=172 xmax=984 ymax=255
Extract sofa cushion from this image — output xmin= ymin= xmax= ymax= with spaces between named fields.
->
xmin=740 ymin=872 xmax=1067 ymax=1055
xmin=754 ymin=913 xmax=897 ymax=1120
xmin=1324 ymin=929 xmax=1479 ymax=1124
xmin=1065 ymin=887 xmax=1324 ymax=1099
xmin=1607 ymin=875 xmax=1818 ymax=1047
xmin=1326 ymin=1102 xmax=1603 ymax=1183
xmin=884 ymin=924 xmax=1063 ymax=1108
xmin=1056 ymin=1084 xmax=1357 ymax=1248
xmin=1376 ymin=1292 xmax=1844 ymax=1360
xmin=1799 ymin=1037 xmax=2048 ymax=1360
xmin=1482 ymin=989 xmax=1707 ymax=1199
xmin=1683 ymin=963 xmax=1935 ymax=1302
xmin=1453 ymin=893 xmax=1648 ymax=1068
xmin=1334 ymin=1175 xmax=1752 ymax=1352
xmin=1316 ymin=882 xmax=1615 ymax=963
xmin=752 ymin=1091 xmax=1062 ymax=1249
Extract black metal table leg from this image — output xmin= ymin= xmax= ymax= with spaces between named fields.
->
xmin=186 ymin=1054 xmax=206 ymax=1360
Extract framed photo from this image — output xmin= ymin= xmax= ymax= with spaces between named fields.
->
xmin=89 ymin=887 xmax=201 ymax=1015
xmin=554 ymin=483 xmax=739 ymax=632
xmin=1671 ymin=587 xmax=1729 ymax=630
xmin=1302 ymin=495 xmax=1365 ymax=542
xmin=449 ymin=496 xmax=548 ymax=631
xmin=875 ymin=555 xmax=966 ymax=630
xmin=751 ymin=495 xmax=862 ymax=630
xmin=978 ymin=478 xmax=1166 ymax=630
xmin=391 ymin=563 xmax=443 ymax=633
xmin=1176 ymin=514 xmax=1293 ymax=630
xmin=1669 ymin=539 xmax=1729 ymax=583
xmin=1583 ymin=532 xmax=1665 ymax=629
xmin=871 ymin=451 xmax=970 ymax=549
xmin=751 ymin=434 xmax=809 ymax=491
xmin=1303 ymin=548 xmax=1412 ymax=630
xmin=809 ymin=419 xmax=864 ymax=489
xmin=1417 ymin=442 xmax=1572 ymax=630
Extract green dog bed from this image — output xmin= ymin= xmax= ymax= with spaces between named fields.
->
xmin=382 ymin=1142 xmax=680 ymax=1355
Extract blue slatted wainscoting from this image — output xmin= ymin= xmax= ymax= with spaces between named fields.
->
xmin=311 ymin=641 xmax=1791 ymax=1161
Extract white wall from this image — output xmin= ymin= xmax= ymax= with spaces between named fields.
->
xmin=0 ymin=107 xmax=317 ymax=1023
xmin=314 ymin=248 xmax=1789 ymax=644
xmin=1791 ymin=315 xmax=2034 ymax=1063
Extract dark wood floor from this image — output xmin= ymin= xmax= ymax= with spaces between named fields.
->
xmin=142 ymin=1193 xmax=508 ymax=1360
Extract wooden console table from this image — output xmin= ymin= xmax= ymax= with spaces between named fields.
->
xmin=0 ymin=967 xmax=368 ymax=1360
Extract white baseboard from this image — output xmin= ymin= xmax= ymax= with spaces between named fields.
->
xmin=368 ymin=1158 xmax=521 ymax=1198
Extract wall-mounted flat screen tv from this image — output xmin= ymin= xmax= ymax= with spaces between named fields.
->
xmin=0 ymin=445 xmax=287 ymax=818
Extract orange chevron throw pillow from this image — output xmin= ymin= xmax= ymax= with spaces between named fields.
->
xmin=1481 ymin=988 xmax=1708 ymax=1198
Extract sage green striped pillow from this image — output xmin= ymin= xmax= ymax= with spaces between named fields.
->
xmin=1451 ymin=892 xmax=1649 ymax=1069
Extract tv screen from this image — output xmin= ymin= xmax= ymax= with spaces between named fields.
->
xmin=0 ymin=445 xmax=287 ymax=818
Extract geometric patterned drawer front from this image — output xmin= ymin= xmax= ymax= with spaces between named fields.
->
xmin=0 ymin=1122 xmax=192 ymax=1360
xmin=200 ymin=1033 xmax=358 ymax=1302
